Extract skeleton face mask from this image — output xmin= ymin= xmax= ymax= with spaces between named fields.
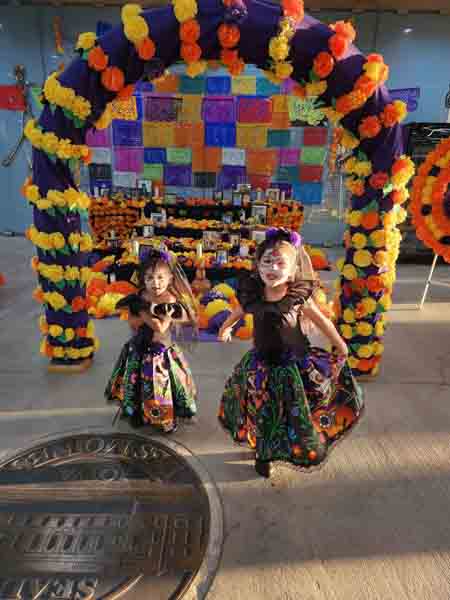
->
xmin=258 ymin=244 xmax=296 ymax=289
xmin=144 ymin=262 xmax=172 ymax=297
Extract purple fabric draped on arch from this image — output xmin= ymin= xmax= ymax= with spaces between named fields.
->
xmin=31 ymin=0 xmax=404 ymax=368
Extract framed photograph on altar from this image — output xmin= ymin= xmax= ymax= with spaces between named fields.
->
xmin=214 ymin=190 xmax=223 ymax=202
xmin=143 ymin=225 xmax=154 ymax=238
xmin=230 ymin=233 xmax=241 ymax=247
xmin=237 ymin=183 xmax=251 ymax=194
xmin=151 ymin=212 xmax=165 ymax=226
xmin=266 ymin=188 xmax=280 ymax=203
xmin=232 ymin=191 xmax=243 ymax=207
xmin=222 ymin=213 xmax=233 ymax=225
xmin=251 ymin=230 xmax=267 ymax=244
xmin=251 ymin=204 xmax=267 ymax=225
xmin=138 ymin=179 xmax=152 ymax=195
xmin=203 ymin=230 xmax=220 ymax=250
xmin=217 ymin=250 xmax=228 ymax=265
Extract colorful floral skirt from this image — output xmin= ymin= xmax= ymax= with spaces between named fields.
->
xmin=218 ymin=347 xmax=364 ymax=469
xmin=105 ymin=339 xmax=197 ymax=432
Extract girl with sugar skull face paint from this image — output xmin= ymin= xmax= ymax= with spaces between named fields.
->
xmin=218 ymin=228 xmax=364 ymax=478
xmin=105 ymin=247 xmax=198 ymax=433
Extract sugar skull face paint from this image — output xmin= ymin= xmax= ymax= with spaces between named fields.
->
xmin=144 ymin=262 xmax=172 ymax=297
xmin=258 ymin=244 xmax=296 ymax=288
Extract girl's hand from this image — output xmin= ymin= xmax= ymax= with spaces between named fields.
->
xmin=218 ymin=326 xmax=233 ymax=342
xmin=334 ymin=342 xmax=349 ymax=359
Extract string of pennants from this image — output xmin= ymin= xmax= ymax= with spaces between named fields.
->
xmin=84 ymin=66 xmax=330 ymax=205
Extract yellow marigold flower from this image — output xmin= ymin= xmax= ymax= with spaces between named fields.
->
xmin=340 ymin=324 xmax=354 ymax=339
xmin=123 ymin=15 xmax=149 ymax=44
xmin=80 ymin=234 xmax=93 ymax=252
xmin=45 ymin=292 xmax=67 ymax=311
xmin=275 ymin=62 xmax=294 ymax=80
xmin=357 ymin=344 xmax=373 ymax=358
xmin=51 ymin=233 xmax=66 ymax=250
xmin=341 ymin=129 xmax=359 ymax=150
xmin=343 ymin=308 xmax=355 ymax=323
xmin=77 ymin=193 xmax=91 ymax=211
xmin=373 ymin=250 xmax=387 ymax=267
xmin=87 ymin=321 xmax=95 ymax=337
xmin=65 ymin=328 xmax=75 ymax=342
xmin=49 ymin=324 xmax=63 ymax=338
xmin=351 ymin=233 xmax=367 ymax=249
xmin=364 ymin=60 xmax=384 ymax=82
xmin=76 ymin=32 xmax=97 ymax=51
xmin=269 ymin=37 xmax=289 ymax=62
xmin=374 ymin=320 xmax=384 ymax=336
xmin=47 ymin=190 xmax=66 ymax=207
xmin=36 ymin=199 xmax=52 ymax=211
xmin=379 ymin=294 xmax=392 ymax=310
xmin=56 ymin=139 xmax=73 ymax=160
xmin=65 ymin=267 xmax=79 ymax=281
xmin=72 ymin=96 xmax=91 ymax=120
xmin=370 ymin=230 xmax=386 ymax=248
xmin=393 ymin=100 xmax=407 ymax=122
xmin=342 ymin=264 xmax=358 ymax=280
xmin=53 ymin=346 xmax=65 ymax=359
xmin=347 ymin=210 xmax=362 ymax=227
xmin=43 ymin=132 xmax=60 ymax=156
xmin=31 ymin=256 xmax=40 ymax=272
xmin=361 ymin=297 xmax=377 ymax=314
xmin=305 ymin=81 xmax=327 ymax=97
xmin=353 ymin=161 xmax=372 ymax=178
xmin=353 ymin=249 xmax=373 ymax=268
xmin=69 ymin=232 xmax=81 ymax=247
xmin=37 ymin=232 xmax=52 ymax=251
xmin=322 ymin=107 xmax=343 ymax=126
xmin=344 ymin=157 xmax=357 ymax=174
xmin=395 ymin=206 xmax=407 ymax=224
xmin=95 ymin=104 xmax=113 ymax=130
xmin=25 ymin=185 xmax=40 ymax=203
xmin=373 ymin=341 xmax=384 ymax=356
xmin=335 ymin=257 xmax=345 ymax=272
xmin=348 ymin=356 xmax=359 ymax=369
xmin=81 ymin=267 xmax=92 ymax=284
xmin=44 ymin=265 xmax=64 ymax=283
xmin=356 ymin=321 xmax=373 ymax=337
xmin=173 ymin=0 xmax=197 ymax=22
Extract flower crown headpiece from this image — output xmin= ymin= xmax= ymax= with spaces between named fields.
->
xmin=141 ymin=243 xmax=176 ymax=267
xmin=265 ymin=227 xmax=302 ymax=248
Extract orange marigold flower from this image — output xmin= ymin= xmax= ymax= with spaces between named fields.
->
xmin=335 ymin=94 xmax=354 ymax=115
xmin=180 ymin=19 xmax=200 ymax=43
xmin=369 ymin=171 xmax=389 ymax=190
xmin=228 ymin=59 xmax=245 ymax=77
xmin=31 ymin=256 xmax=40 ymax=272
xmin=76 ymin=327 xmax=87 ymax=337
xmin=313 ymin=51 xmax=334 ymax=78
xmin=138 ymin=37 xmax=156 ymax=60
xmin=88 ymin=45 xmax=109 ymax=71
xmin=282 ymin=0 xmax=304 ymax=20
xmin=33 ymin=287 xmax=45 ymax=303
xmin=392 ymin=156 xmax=413 ymax=175
xmin=361 ymin=211 xmax=380 ymax=230
xmin=391 ymin=189 xmax=408 ymax=205
xmin=367 ymin=275 xmax=385 ymax=293
xmin=329 ymin=33 xmax=348 ymax=60
xmin=355 ymin=75 xmax=377 ymax=97
xmin=181 ymin=42 xmax=201 ymax=63
xmin=380 ymin=103 xmax=398 ymax=127
xmin=291 ymin=82 xmax=306 ymax=98
xmin=81 ymin=148 xmax=92 ymax=165
xmin=358 ymin=115 xmax=382 ymax=139
xmin=101 ymin=66 xmax=125 ymax=92
xmin=330 ymin=20 xmax=356 ymax=42
xmin=72 ymin=296 xmax=86 ymax=312
xmin=220 ymin=49 xmax=238 ymax=66
xmin=218 ymin=24 xmax=240 ymax=49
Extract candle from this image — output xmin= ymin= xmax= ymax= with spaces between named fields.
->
xmin=281 ymin=191 xmax=285 ymax=202
xmin=197 ymin=242 xmax=203 ymax=259
xmin=132 ymin=240 xmax=140 ymax=256
xmin=154 ymin=185 xmax=159 ymax=199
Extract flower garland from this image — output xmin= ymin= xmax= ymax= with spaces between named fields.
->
xmin=33 ymin=287 xmax=87 ymax=313
xmin=40 ymin=338 xmax=99 ymax=361
xmin=217 ymin=0 xmax=246 ymax=77
xmin=266 ymin=0 xmax=304 ymax=82
xmin=40 ymin=317 xmax=96 ymax=341
xmin=26 ymin=226 xmax=93 ymax=256
xmin=122 ymin=4 xmax=157 ymax=61
xmin=410 ymin=137 xmax=450 ymax=262
xmin=23 ymin=180 xmax=91 ymax=215
xmin=43 ymin=73 xmax=91 ymax=127
xmin=171 ymin=0 xmax=207 ymax=78
xmin=24 ymin=120 xmax=91 ymax=164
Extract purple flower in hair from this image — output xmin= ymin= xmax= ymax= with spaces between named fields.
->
xmin=289 ymin=231 xmax=302 ymax=248
xmin=266 ymin=227 xmax=302 ymax=248
xmin=159 ymin=250 xmax=171 ymax=264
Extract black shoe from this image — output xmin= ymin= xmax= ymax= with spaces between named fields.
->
xmin=255 ymin=459 xmax=271 ymax=478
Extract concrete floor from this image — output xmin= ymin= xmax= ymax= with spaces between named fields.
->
xmin=1 ymin=236 xmax=450 ymax=599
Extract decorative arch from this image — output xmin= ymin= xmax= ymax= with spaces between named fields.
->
xmin=23 ymin=0 xmax=415 ymax=376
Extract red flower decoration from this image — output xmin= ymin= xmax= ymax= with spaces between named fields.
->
xmin=138 ymin=37 xmax=156 ymax=60
xmin=358 ymin=115 xmax=382 ymax=139
xmin=313 ymin=51 xmax=334 ymax=78
xmin=180 ymin=19 xmax=200 ymax=43
xmin=221 ymin=49 xmax=239 ymax=66
xmin=117 ymin=84 xmax=135 ymax=101
xmin=369 ymin=172 xmax=389 ymax=190
xmin=181 ymin=42 xmax=202 ymax=63
xmin=72 ymin=296 xmax=86 ymax=312
xmin=88 ymin=46 xmax=108 ymax=72
xmin=282 ymin=0 xmax=304 ymax=21
xmin=329 ymin=33 xmax=348 ymax=60
xmin=101 ymin=66 xmax=125 ymax=92
xmin=355 ymin=75 xmax=377 ymax=97
xmin=330 ymin=20 xmax=356 ymax=42
xmin=218 ymin=24 xmax=240 ymax=49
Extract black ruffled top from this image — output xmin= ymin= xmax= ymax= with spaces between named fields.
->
xmin=237 ymin=273 xmax=318 ymax=364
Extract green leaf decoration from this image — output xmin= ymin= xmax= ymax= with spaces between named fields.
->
xmin=59 ymin=246 xmax=71 ymax=256
xmin=55 ymin=281 xmax=66 ymax=291
xmin=48 ymin=154 xmax=57 ymax=164
xmin=309 ymin=69 xmax=320 ymax=83
xmin=47 ymin=207 xmax=56 ymax=217
xmin=57 ymin=205 xmax=68 ymax=215
xmin=68 ymin=279 xmax=77 ymax=288
xmin=73 ymin=116 xmax=84 ymax=129
xmin=356 ymin=150 xmax=369 ymax=162
xmin=382 ymin=183 xmax=393 ymax=197
xmin=49 ymin=104 xmax=56 ymax=115
xmin=68 ymin=158 xmax=77 ymax=171
xmin=49 ymin=249 xmax=57 ymax=258
xmin=63 ymin=305 xmax=73 ymax=314
xmin=82 ymin=50 xmax=90 ymax=60
xmin=288 ymin=96 xmax=325 ymax=126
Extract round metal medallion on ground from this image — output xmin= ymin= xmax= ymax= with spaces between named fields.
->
xmin=0 ymin=431 xmax=223 ymax=600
